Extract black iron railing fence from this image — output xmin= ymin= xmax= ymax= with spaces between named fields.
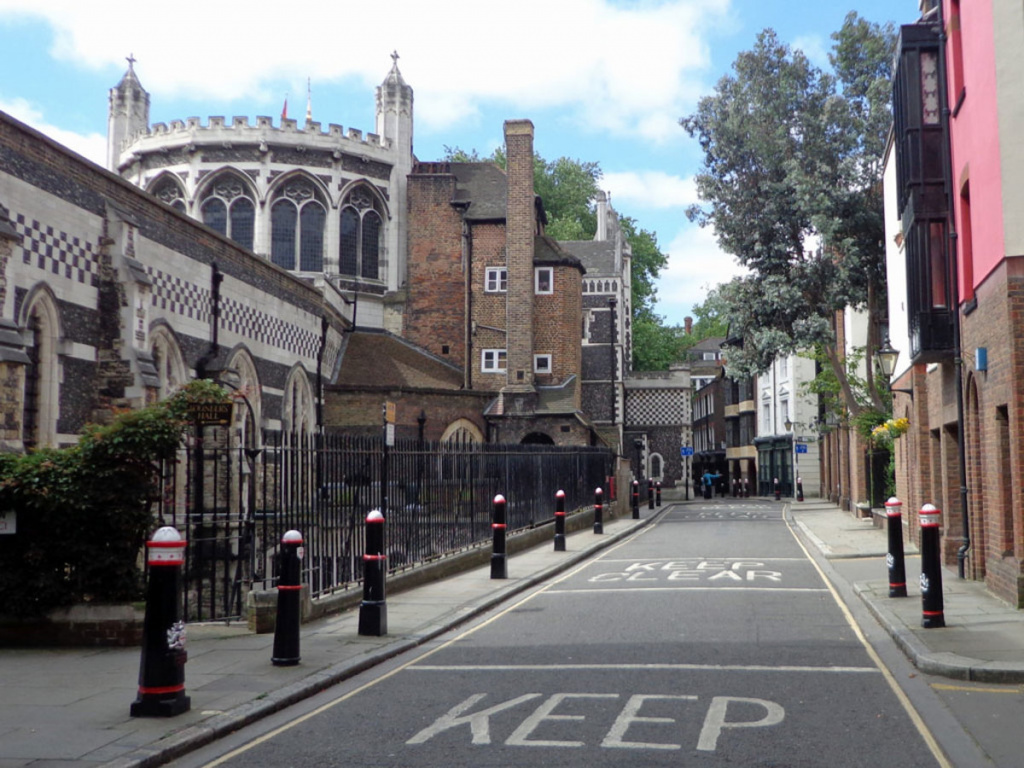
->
xmin=156 ymin=431 xmax=614 ymax=622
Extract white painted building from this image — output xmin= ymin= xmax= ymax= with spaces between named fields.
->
xmin=754 ymin=353 xmax=820 ymax=497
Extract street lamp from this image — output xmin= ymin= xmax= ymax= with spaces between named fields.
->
xmin=876 ymin=339 xmax=914 ymax=399
xmin=876 ymin=340 xmax=899 ymax=379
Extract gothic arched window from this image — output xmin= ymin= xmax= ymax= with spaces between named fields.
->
xmin=271 ymin=177 xmax=326 ymax=272
xmin=199 ymin=173 xmax=255 ymax=250
xmin=338 ymin=186 xmax=384 ymax=280
xmin=150 ymin=175 xmax=186 ymax=213
xmin=149 ymin=327 xmax=188 ymax=402
xmin=21 ymin=294 xmax=60 ymax=449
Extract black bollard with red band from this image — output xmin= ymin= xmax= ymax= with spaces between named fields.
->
xmin=774 ymin=477 xmax=781 ymax=501
xmin=796 ymin=476 xmax=804 ymax=502
xmin=885 ymin=498 xmax=908 ymax=598
xmin=491 ymin=494 xmax=508 ymax=579
xmin=919 ymin=504 xmax=945 ymax=628
xmin=743 ymin=478 xmax=749 ymax=498
xmin=631 ymin=480 xmax=640 ymax=519
xmin=647 ymin=479 xmax=654 ymax=510
xmin=593 ymin=487 xmax=604 ymax=534
xmin=272 ymin=530 xmax=303 ymax=665
xmin=358 ymin=510 xmax=388 ymax=636
xmin=131 ymin=527 xmax=190 ymax=717
xmin=656 ymin=481 xmax=662 ymax=507
xmin=553 ymin=490 xmax=567 ymax=551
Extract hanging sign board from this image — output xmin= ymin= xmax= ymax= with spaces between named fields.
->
xmin=188 ymin=402 xmax=233 ymax=425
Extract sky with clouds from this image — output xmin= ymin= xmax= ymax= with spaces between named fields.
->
xmin=0 ymin=0 xmax=904 ymax=326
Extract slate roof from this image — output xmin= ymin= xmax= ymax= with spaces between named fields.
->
xmin=449 ymin=163 xmax=508 ymax=221
xmin=558 ymin=240 xmax=617 ymax=275
xmin=483 ymin=375 xmax=579 ymax=417
xmin=332 ymin=329 xmax=463 ymax=390
xmin=535 ymin=235 xmax=585 ymax=272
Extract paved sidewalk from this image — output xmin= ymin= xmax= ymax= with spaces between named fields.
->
xmin=0 ymin=510 xmax=654 ymax=768
xmin=789 ymin=499 xmax=1024 ymax=684
xmin=3 ymin=495 xmax=1024 ymax=767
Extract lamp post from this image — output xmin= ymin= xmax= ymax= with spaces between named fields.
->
xmin=215 ymin=368 xmax=263 ymax=598
xmin=633 ymin=437 xmax=644 ymax=486
xmin=608 ymin=297 xmax=618 ymax=428
xmin=784 ymin=418 xmax=800 ymax=499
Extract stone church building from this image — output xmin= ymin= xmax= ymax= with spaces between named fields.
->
xmin=1 ymin=57 xmax=690 ymax=487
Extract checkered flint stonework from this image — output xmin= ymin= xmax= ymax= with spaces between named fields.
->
xmin=625 ymin=389 xmax=687 ymax=426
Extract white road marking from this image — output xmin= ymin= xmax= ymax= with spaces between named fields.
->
xmin=547 ymin=586 xmax=828 ymax=593
xmin=596 ymin=557 xmax=806 ymax=563
xmin=408 ymin=663 xmax=880 ymax=674
xmin=697 ymin=696 xmax=785 ymax=752
xmin=602 ymin=694 xmax=696 ymax=750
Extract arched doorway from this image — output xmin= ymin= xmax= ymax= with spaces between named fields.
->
xmin=521 ymin=432 xmax=554 ymax=445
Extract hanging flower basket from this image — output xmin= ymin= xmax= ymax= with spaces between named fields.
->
xmin=870 ymin=417 xmax=909 ymax=447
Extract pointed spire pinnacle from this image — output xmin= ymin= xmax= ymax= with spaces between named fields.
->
xmin=306 ymin=77 xmax=312 ymax=123
xmin=383 ymin=50 xmax=407 ymax=86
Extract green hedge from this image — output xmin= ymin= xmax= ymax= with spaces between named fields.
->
xmin=0 ymin=381 xmax=229 ymax=618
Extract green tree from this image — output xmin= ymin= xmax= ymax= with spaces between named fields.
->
xmin=681 ymin=16 xmax=896 ymax=417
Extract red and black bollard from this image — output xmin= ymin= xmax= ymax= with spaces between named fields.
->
xmin=885 ymin=497 xmax=908 ymax=598
xmin=647 ymin=479 xmax=654 ymax=510
xmin=919 ymin=504 xmax=945 ymax=628
xmin=272 ymin=530 xmax=304 ymax=665
xmin=796 ymin=476 xmax=804 ymax=502
xmin=631 ymin=480 xmax=640 ymax=519
xmin=131 ymin=527 xmax=190 ymax=717
xmin=774 ymin=477 xmax=781 ymax=501
xmin=593 ymin=487 xmax=604 ymax=534
xmin=358 ymin=510 xmax=388 ymax=636
xmin=491 ymin=494 xmax=508 ymax=579
xmin=655 ymin=481 xmax=662 ymax=507
xmin=554 ymin=489 xmax=566 ymax=552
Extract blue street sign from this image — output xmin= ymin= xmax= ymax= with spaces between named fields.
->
xmin=796 ymin=443 xmax=808 ymax=454
xmin=680 ymin=446 xmax=694 ymax=457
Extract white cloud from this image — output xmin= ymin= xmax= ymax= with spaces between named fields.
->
xmin=603 ymin=171 xmax=696 ymax=210
xmin=654 ymin=222 xmax=746 ymax=324
xmin=0 ymin=0 xmax=732 ymax=141
xmin=0 ymin=96 xmax=107 ymax=165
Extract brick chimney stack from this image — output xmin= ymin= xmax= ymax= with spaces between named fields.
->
xmin=503 ymin=119 xmax=536 ymax=394
xmin=685 ymin=316 xmax=693 ymax=335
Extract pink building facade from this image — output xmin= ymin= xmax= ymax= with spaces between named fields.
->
xmin=886 ymin=0 xmax=1024 ymax=605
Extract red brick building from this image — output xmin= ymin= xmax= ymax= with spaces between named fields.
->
xmin=885 ymin=1 xmax=1024 ymax=606
xmin=334 ymin=120 xmax=598 ymax=447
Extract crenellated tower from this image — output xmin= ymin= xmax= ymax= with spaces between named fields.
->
xmin=106 ymin=57 xmax=414 ymax=333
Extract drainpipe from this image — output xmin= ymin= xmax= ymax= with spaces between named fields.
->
xmin=934 ymin=5 xmax=971 ymax=577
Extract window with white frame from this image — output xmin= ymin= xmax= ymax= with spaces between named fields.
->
xmin=780 ymin=356 xmax=788 ymax=377
xmin=485 ymin=267 xmax=507 ymax=292
xmin=482 ymin=349 xmax=507 ymax=372
xmin=534 ymin=354 xmax=552 ymax=373
xmin=762 ymin=404 xmax=771 ymax=433
xmin=535 ymin=267 xmax=553 ymax=294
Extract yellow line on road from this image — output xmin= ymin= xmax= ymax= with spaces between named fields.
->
xmin=931 ymin=682 xmax=1022 ymax=694
xmin=785 ymin=508 xmax=953 ymax=768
